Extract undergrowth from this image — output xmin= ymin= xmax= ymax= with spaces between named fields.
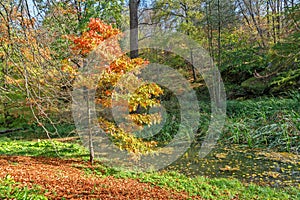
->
xmin=223 ymin=92 xmax=299 ymax=152
xmin=0 ymin=175 xmax=46 ymax=200
xmin=0 ymin=93 xmax=299 ymax=199
xmin=80 ymin=164 xmax=300 ymax=200
xmin=0 ymin=137 xmax=88 ymax=158
xmin=0 ymin=137 xmax=299 ymax=199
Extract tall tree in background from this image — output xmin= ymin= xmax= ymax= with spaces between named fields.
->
xmin=130 ymin=0 xmax=140 ymax=58
xmin=217 ymin=0 xmax=221 ymax=67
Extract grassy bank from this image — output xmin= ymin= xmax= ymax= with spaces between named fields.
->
xmin=0 ymin=138 xmax=299 ymax=199
xmin=223 ymin=92 xmax=300 ymax=152
xmin=0 ymin=176 xmax=46 ymax=200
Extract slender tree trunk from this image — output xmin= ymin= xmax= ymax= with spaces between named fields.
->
xmin=271 ymin=0 xmax=277 ymax=43
xmin=181 ymin=2 xmax=190 ymax=35
xmin=238 ymin=1 xmax=259 ymax=46
xmin=205 ymin=0 xmax=213 ymax=57
xmin=74 ymin=0 xmax=82 ymax=22
xmin=85 ymin=86 xmax=94 ymax=164
xmin=208 ymin=0 xmax=214 ymax=58
xmin=3 ymin=59 xmax=9 ymax=127
xmin=190 ymin=49 xmax=196 ymax=82
xmin=246 ymin=0 xmax=266 ymax=47
xmin=216 ymin=0 xmax=221 ymax=105
xmin=283 ymin=0 xmax=288 ymax=8
xmin=129 ymin=0 xmax=139 ymax=59
xmin=217 ymin=0 xmax=221 ymax=67
xmin=267 ymin=0 xmax=271 ymax=38
xmin=277 ymin=0 xmax=282 ymax=40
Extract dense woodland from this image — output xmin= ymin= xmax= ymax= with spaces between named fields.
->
xmin=0 ymin=0 xmax=299 ymax=150
xmin=0 ymin=0 xmax=299 ymax=199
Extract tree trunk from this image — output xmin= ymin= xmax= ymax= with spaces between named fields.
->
xmin=246 ymin=0 xmax=266 ymax=47
xmin=85 ymin=87 xmax=94 ymax=164
xmin=217 ymin=0 xmax=221 ymax=67
xmin=271 ymin=0 xmax=277 ymax=43
xmin=190 ymin=49 xmax=196 ymax=82
xmin=207 ymin=0 xmax=214 ymax=58
xmin=216 ymin=0 xmax=221 ymax=106
xmin=276 ymin=0 xmax=281 ymax=40
xmin=267 ymin=0 xmax=270 ymax=38
xmin=205 ymin=0 xmax=212 ymax=57
xmin=129 ymin=0 xmax=139 ymax=59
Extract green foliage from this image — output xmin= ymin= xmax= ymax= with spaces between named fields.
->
xmin=241 ymin=76 xmax=269 ymax=94
xmin=238 ymin=5 xmax=300 ymax=95
xmin=76 ymin=0 xmax=125 ymax=30
xmin=81 ymin=165 xmax=299 ymax=200
xmin=224 ymin=94 xmax=300 ymax=152
xmin=268 ymin=28 xmax=300 ymax=92
xmin=29 ymin=123 xmax=77 ymax=139
xmin=0 ymin=175 xmax=47 ymax=200
xmin=220 ymin=31 xmax=269 ymax=84
xmin=0 ymin=137 xmax=88 ymax=158
xmin=0 ymin=135 xmax=299 ymax=199
xmin=0 ymin=123 xmax=76 ymax=141
xmin=140 ymin=49 xmax=196 ymax=82
xmin=0 ymin=63 xmax=32 ymax=128
xmin=157 ymin=172 xmax=298 ymax=199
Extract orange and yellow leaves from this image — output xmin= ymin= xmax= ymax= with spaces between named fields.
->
xmin=129 ymin=83 xmax=163 ymax=112
xmin=5 ymin=75 xmax=24 ymax=86
xmin=129 ymin=113 xmax=162 ymax=127
xmin=98 ymin=117 xmax=158 ymax=155
xmin=68 ymin=18 xmax=121 ymax=56
xmin=88 ymin=18 xmax=120 ymax=38
xmin=61 ymin=59 xmax=78 ymax=78
xmin=20 ymin=18 xmax=36 ymax=28
xmin=67 ymin=18 xmax=163 ymax=155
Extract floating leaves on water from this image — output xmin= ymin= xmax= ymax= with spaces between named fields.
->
xmin=166 ymin=144 xmax=300 ymax=187
xmin=219 ymin=165 xmax=240 ymax=172
xmin=264 ymin=171 xmax=280 ymax=178
xmin=255 ymin=152 xmax=300 ymax=165
xmin=215 ymin=153 xmax=227 ymax=159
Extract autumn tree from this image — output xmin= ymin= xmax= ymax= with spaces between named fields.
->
xmin=67 ymin=18 xmax=164 ymax=162
xmin=0 ymin=0 xmax=73 ymax=138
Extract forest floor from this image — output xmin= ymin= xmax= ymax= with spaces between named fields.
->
xmin=0 ymin=155 xmax=201 ymax=199
xmin=0 ymin=138 xmax=299 ymax=199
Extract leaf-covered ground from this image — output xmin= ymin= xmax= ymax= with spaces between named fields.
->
xmin=168 ymin=144 xmax=300 ymax=188
xmin=0 ymin=155 xmax=201 ymax=199
xmin=0 ymin=139 xmax=299 ymax=199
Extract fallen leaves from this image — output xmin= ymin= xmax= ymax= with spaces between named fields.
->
xmin=0 ymin=156 xmax=201 ymax=199
xmin=255 ymin=152 xmax=300 ymax=165
xmin=167 ymin=144 xmax=300 ymax=188
xmin=215 ymin=153 xmax=227 ymax=159
xmin=219 ymin=165 xmax=240 ymax=172
xmin=263 ymin=171 xmax=280 ymax=178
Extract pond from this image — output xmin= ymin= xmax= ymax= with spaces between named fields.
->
xmin=165 ymin=144 xmax=300 ymax=188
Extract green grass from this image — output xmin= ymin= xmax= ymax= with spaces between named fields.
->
xmin=0 ymin=137 xmax=88 ymax=158
xmin=162 ymin=92 xmax=299 ymax=153
xmin=81 ymin=165 xmax=300 ymax=200
xmin=0 ymin=123 xmax=77 ymax=140
xmin=223 ymin=93 xmax=300 ymax=152
xmin=0 ymin=175 xmax=47 ymax=200
xmin=0 ymin=137 xmax=299 ymax=199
